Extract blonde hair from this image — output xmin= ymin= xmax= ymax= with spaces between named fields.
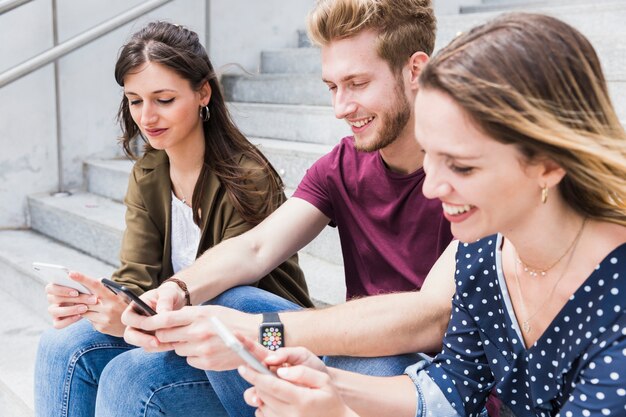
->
xmin=420 ymin=13 xmax=626 ymax=226
xmin=306 ymin=0 xmax=436 ymax=72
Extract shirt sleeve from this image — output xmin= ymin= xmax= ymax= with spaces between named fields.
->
xmin=292 ymin=152 xmax=334 ymax=221
xmin=558 ymin=325 xmax=626 ymax=417
xmin=406 ymin=292 xmax=494 ymax=417
xmin=112 ymin=166 xmax=164 ymax=294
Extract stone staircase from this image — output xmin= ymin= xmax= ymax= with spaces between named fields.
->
xmin=2 ymin=0 xmax=626 ymax=413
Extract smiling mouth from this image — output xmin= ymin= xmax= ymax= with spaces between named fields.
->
xmin=348 ymin=116 xmax=374 ymax=128
xmin=442 ymin=202 xmax=475 ymax=216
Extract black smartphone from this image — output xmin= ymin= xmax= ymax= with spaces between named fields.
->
xmin=101 ymin=278 xmax=157 ymax=316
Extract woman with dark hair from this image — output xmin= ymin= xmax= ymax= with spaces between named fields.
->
xmin=239 ymin=13 xmax=626 ymax=417
xmin=34 ymin=21 xmax=311 ymax=416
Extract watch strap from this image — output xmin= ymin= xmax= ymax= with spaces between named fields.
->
xmin=163 ymin=277 xmax=191 ymax=306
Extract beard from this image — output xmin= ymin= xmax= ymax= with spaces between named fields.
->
xmin=353 ymin=76 xmax=411 ymax=152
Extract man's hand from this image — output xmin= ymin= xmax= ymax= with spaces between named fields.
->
xmin=123 ymin=304 xmax=260 ymax=370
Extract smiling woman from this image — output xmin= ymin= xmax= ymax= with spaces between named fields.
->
xmin=34 ymin=21 xmax=312 ymax=417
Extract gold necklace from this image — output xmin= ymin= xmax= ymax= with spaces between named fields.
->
xmin=171 ymin=177 xmax=191 ymax=207
xmin=512 ymin=218 xmax=587 ymax=334
xmin=516 ymin=219 xmax=586 ymax=277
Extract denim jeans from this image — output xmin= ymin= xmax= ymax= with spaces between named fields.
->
xmin=35 ymin=286 xmax=422 ymax=417
xmin=34 ymin=319 xmax=227 ymax=417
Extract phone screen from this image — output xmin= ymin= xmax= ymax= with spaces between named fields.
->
xmin=101 ymin=278 xmax=157 ymax=316
xmin=210 ymin=316 xmax=273 ymax=376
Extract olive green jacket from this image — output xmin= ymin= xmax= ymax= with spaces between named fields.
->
xmin=112 ymin=150 xmax=313 ymax=308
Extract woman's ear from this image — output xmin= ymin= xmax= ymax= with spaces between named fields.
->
xmin=538 ymin=158 xmax=566 ymax=189
xmin=199 ymin=81 xmax=212 ymax=106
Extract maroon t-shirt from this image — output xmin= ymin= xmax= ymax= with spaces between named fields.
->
xmin=293 ymin=137 xmax=453 ymax=300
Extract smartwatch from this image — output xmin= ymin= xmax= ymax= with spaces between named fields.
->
xmin=259 ymin=312 xmax=284 ymax=351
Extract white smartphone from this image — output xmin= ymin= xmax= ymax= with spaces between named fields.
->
xmin=210 ymin=316 xmax=273 ymax=376
xmin=32 ymin=262 xmax=92 ymax=295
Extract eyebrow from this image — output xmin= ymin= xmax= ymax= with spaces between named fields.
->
xmin=124 ymin=89 xmax=177 ymax=96
xmin=322 ymin=73 xmax=370 ymax=84
xmin=437 ymin=151 xmax=482 ymax=161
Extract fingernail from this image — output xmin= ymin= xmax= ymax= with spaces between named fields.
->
xmin=69 ymin=290 xmax=79 ymax=297
xmin=251 ymin=395 xmax=258 ymax=406
xmin=78 ymin=305 xmax=88 ymax=313
xmin=87 ymin=296 xmax=98 ymax=304
xmin=238 ymin=365 xmax=247 ymax=376
xmin=277 ymin=367 xmax=290 ymax=377
xmin=150 ymin=339 xmax=158 ymax=348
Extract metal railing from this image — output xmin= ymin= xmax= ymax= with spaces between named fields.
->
xmin=1 ymin=0 xmax=174 ymax=194
xmin=0 ymin=0 xmax=33 ymax=15
xmin=0 ymin=0 xmax=173 ymax=88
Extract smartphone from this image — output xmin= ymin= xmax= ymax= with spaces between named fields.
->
xmin=210 ymin=316 xmax=273 ymax=376
xmin=32 ymin=262 xmax=92 ymax=294
xmin=101 ymin=278 xmax=157 ymax=316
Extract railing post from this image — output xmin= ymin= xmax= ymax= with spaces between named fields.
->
xmin=51 ymin=0 xmax=67 ymax=195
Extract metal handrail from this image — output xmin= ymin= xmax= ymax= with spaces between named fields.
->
xmin=0 ymin=0 xmax=33 ymax=15
xmin=0 ymin=0 xmax=173 ymax=88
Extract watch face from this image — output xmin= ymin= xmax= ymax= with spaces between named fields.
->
xmin=261 ymin=325 xmax=283 ymax=351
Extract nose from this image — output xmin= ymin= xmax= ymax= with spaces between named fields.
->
xmin=333 ymin=89 xmax=357 ymax=120
xmin=421 ymin=155 xmax=452 ymax=200
xmin=140 ymin=102 xmax=158 ymax=126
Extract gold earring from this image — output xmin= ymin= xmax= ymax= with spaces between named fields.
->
xmin=541 ymin=185 xmax=548 ymax=204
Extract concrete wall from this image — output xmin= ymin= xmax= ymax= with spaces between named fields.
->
xmin=0 ymin=0 xmax=206 ymax=228
xmin=433 ymin=0 xmax=481 ymax=15
xmin=208 ymin=0 xmax=315 ymax=73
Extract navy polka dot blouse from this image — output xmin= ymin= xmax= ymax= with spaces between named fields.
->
xmin=405 ymin=234 xmax=626 ymax=417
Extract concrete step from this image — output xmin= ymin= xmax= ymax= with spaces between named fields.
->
xmin=228 ymin=102 xmax=350 ymax=146
xmin=0 ymin=229 xmax=115 ymax=321
xmin=0 ymin=286 xmax=49 ymax=417
xmin=26 ymin=192 xmax=345 ymax=302
xmin=465 ymin=0 xmax=619 ymax=14
xmin=253 ymin=137 xmax=332 ymax=190
xmin=299 ymin=252 xmax=345 ymax=306
xmin=261 ymin=48 xmax=321 ymax=74
xmin=85 ymin=158 xmax=133 ymax=203
xmin=222 ymin=73 xmax=330 ymax=106
xmin=28 ymin=192 xmax=125 ymax=267
xmin=298 ymin=29 xmax=313 ymax=48
xmin=437 ymin=2 xmax=626 ymax=50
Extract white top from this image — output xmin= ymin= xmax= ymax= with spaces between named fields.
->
xmin=171 ymin=192 xmax=201 ymax=274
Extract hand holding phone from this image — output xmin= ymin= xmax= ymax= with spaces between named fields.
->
xmin=101 ymin=278 xmax=157 ymax=316
xmin=32 ymin=262 xmax=92 ymax=294
xmin=211 ymin=316 xmax=273 ymax=376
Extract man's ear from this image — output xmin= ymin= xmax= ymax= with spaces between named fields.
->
xmin=199 ymin=81 xmax=212 ymax=106
xmin=406 ymin=51 xmax=429 ymax=90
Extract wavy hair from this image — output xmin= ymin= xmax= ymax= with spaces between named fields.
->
xmin=114 ymin=21 xmax=283 ymax=226
xmin=420 ymin=13 xmax=626 ymax=225
xmin=307 ymin=0 xmax=436 ymax=73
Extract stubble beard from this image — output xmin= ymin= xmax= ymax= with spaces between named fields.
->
xmin=353 ymin=77 xmax=411 ymax=153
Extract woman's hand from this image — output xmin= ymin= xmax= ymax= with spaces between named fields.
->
xmin=239 ymin=352 xmax=358 ymax=417
xmin=45 ymin=273 xmax=98 ymax=329
xmin=237 ymin=342 xmax=356 ymax=417
xmin=45 ymin=272 xmax=130 ymax=337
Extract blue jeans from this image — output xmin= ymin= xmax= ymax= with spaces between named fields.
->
xmin=35 ymin=286 xmax=421 ymax=417
xmin=34 ymin=319 xmax=227 ymax=417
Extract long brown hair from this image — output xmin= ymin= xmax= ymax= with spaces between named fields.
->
xmin=114 ymin=21 xmax=283 ymax=226
xmin=420 ymin=13 xmax=626 ymax=226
